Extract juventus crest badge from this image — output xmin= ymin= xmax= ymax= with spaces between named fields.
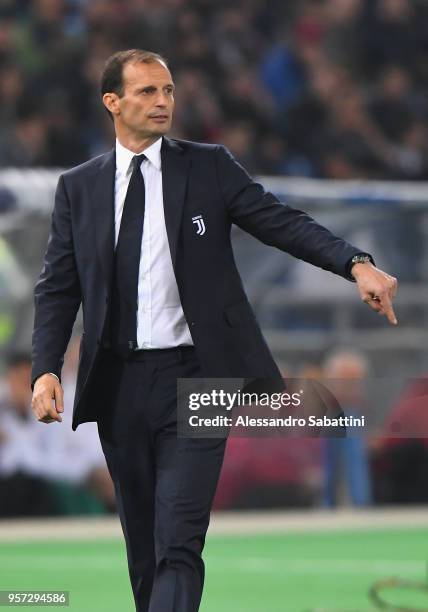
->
xmin=192 ymin=215 xmax=206 ymax=236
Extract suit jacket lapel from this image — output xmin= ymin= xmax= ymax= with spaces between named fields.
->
xmin=161 ymin=137 xmax=191 ymax=270
xmin=90 ymin=137 xmax=190 ymax=289
xmin=91 ymin=148 xmax=116 ymax=289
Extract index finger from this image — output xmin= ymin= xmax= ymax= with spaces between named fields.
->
xmin=54 ymin=385 xmax=64 ymax=413
xmin=379 ymin=292 xmax=398 ymax=325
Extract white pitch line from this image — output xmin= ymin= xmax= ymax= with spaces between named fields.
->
xmin=0 ymin=554 xmax=123 ymax=571
xmin=0 ymin=552 xmax=425 ymax=577
xmin=207 ymin=557 xmax=427 ymax=576
xmin=208 ymin=507 xmax=428 ymax=535
xmin=0 ymin=507 xmax=428 ymax=541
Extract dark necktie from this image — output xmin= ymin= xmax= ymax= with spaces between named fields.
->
xmin=110 ymin=154 xmax=146 ymax=358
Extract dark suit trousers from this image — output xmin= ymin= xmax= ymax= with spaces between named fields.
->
xmin=96 ymin=347 xmax=227 ymax=612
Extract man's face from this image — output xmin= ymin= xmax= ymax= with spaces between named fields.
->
xmin=114 ymin=60 xmax=175 ymax=138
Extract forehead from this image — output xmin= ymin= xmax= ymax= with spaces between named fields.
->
xmin=122 ymin=61 xmax=173 ymax=89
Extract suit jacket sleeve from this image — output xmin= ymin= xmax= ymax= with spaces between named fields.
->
xmin=31 ymin=174 xmax=82 ymax=388
xmin=215 ymin=145 xmax=363 ymax=279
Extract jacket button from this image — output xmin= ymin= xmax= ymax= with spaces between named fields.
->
xmin=191 ymin=321 xmax=196 ymax=327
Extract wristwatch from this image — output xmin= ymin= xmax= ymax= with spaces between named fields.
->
xmin=348 ymin=253 xmax=374 ymax=280
xmin=351 ymin=254 xmax=373 ymax=266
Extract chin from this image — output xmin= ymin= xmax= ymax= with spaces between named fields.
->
xmin=156 ymin=129 xmax=171 ymax=138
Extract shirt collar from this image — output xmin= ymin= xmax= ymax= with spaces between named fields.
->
xmin=115 ymin=136 xmax=162 ymax=174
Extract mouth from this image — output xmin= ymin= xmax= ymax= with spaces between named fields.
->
xmin=150 ymin=115 xmax=169 ymax=122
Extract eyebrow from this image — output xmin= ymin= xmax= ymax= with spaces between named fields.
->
xmin=135 ymin=84 xmax=175 ymax=93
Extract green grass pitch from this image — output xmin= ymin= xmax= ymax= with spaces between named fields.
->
xmin=0 ymin=528 xmax=427 ymax=611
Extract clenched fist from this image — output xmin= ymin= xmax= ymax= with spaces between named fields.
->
xmin=31 ymin=373 xmax=64 ymax=424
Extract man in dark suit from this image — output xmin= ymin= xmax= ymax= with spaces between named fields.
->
xmin=31 ymin=49 xmax=397 ymax=611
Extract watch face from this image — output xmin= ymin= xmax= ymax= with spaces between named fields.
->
xmin=353 ymin=255 xmax=370 ymax=263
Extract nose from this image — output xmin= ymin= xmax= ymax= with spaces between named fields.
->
xmin=155 ymin=91 xmax=169 ymax=107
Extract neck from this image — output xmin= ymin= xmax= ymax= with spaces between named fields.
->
xmin=115 ymin=126 xmax=162 ymax=154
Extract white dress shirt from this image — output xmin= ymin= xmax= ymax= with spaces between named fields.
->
xmin=115 ymin=137 xmax=193 ymax=349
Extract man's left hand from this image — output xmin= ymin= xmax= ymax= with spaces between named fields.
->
xmin=351 ymin=262 xmax=398 ymax=325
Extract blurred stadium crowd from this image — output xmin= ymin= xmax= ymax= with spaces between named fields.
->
xmin=1 ymin=0 xmax=428 ymax=178
xmin=1 ymin=0 xmax=428 ymax=517
xmin=2 ymin=343 xmax=428 ymax=517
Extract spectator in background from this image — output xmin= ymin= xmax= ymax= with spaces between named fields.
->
xmin=0 ymin=0 xmax=428 ymax=178
xmin=320 ymin=88 xmax=395 ymax=179
xmin=59 ymin=334 xmax=116 ymax=512
xmin=0 ymin=102 xmax=49 ymax=167
xmin=0 ymin=62 xmax=23 ymax=125
xmin=0 ymin=350 xmax=115 ymax=516
xmin=173 ymin=68 xmax=222 ymax=142
xmin=372 ymin=377 xmax=428 ymax=504
xmin=369 ymin=65 xmax=428 ymax=179
xmin=395 ymin=120 xmax=428 ymax=180
xmin=362 ymin=0 xmax=420 ymax=77
xmin=282 ymin=59 xmax=346 ymax=176
xmin=43 ymin=91 xmax=89 ymax=167
xmin=218 ymin=121 xmax=259 ymax=175
xmin=370 ymin=66 xmax=418 ymax=142
xmin=323 ymin=0 xmax=365 ymax=72
xmin=0 ymin=351 xmax=53 ymax=516
xmin=213 ymin=359 xmax=343 ymax=511
xmin=257 ymin=132 xmax=290 ymax=176
xmin=219 ymin=68 xmax=275 ymax=133
xmin=321 ymin=348 xmax=372 ymax=507
xmin=259 ymin=27 xmax=306 ymax=114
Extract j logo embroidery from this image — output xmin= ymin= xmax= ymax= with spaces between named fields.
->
xmin=192 ymin=215 xmax=206 ymax=236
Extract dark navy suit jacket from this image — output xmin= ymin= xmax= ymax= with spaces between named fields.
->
xmin=31 ymin=137 xmax=362 ymax=430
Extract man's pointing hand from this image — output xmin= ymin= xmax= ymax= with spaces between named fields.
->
xmin=31 ymin=373 xmax=64 ymax=423
xmin=351 ymin=262 xmax=398 ymax=325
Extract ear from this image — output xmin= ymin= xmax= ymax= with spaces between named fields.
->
xmin=103 ymin=92 xmax=120 ymax=116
